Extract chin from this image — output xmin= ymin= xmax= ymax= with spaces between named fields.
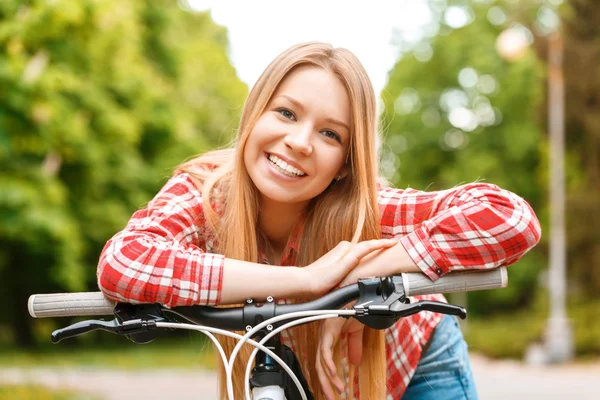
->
xmin=263 ymin=192 xmax=308 ymax=204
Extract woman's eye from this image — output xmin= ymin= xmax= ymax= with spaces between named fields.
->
xmin=321 ymin=130 xmax=341 ymax=143
xmin=276 ymin=108 xmax=296 ymax=120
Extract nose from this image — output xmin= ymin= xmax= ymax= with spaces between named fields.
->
xmin=283 ymin=124 xmax=313 ymax=155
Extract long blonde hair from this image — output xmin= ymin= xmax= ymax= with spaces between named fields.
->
xmin=177 ymin=42 xmax=385 ymax=399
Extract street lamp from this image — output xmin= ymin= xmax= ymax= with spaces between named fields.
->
xmin=496 ymin=25 xmax=573 ymax=364
xmin=544 ymin=30 xmax=573 ymax=363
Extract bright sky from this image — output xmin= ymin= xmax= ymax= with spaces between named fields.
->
xmin=186 ymin=0 xmax=433 ymax=94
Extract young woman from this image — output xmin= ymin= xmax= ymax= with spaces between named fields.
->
xmin=97 ymin=42 xmax=541 ymax=399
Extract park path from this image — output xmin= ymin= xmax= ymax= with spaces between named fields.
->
xmin=1 ymin=354 xmax=600 ymax=399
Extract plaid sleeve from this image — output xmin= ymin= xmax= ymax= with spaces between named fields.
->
xmin=378 ymin=183 xmax=541 ymax=280
xmin=97 ymin=173 xmax=224 ymax=307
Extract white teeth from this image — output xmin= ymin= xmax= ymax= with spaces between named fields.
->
xmin=268 ymin=154 xmax=306 ymax=177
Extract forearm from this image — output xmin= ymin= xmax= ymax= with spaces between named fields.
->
xmin=399 ymin=184 xmax=542 ymax=280
xmin=222 ymin=239 xmax=399 ymax=303
xmin=220 ymin=258 xmax=310 ymax=304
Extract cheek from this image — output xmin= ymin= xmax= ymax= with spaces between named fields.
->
xmin=242 ymin=146 xmax=251 ymax=173
xmin=318 ymin=154 xmax=346 ymax=181
xmin=243 ymin=127 xmax=264 ymax=159
xmin=242 ymin=130 xmax=262 ymax=175
xmin=245 ymin=119 xmax=271 ymax=152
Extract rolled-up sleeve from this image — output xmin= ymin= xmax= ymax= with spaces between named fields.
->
xmin=378 ymin=183 xmax=542 ymax=281
xmin=97 ymin=173 xmax=224 ymax=307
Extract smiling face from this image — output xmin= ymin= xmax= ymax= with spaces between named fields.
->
xmin=243 ymin=65 xmax=351 ymax=209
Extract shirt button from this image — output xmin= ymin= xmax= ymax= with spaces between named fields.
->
xmin=436 ymin=268 xmax=443 ymax=275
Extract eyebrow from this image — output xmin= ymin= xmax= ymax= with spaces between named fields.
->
xmin=277 ymin=94 xmax=350 ymax=132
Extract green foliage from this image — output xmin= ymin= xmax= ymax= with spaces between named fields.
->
xmin=465 ymin=293 xmax=600 ymax=359
xmin=381 ymin=1 xmax=546 ymax=312
xmin=0 ymin=385 xmax=99 ymax=400
xmin=0 ymin=337 xmax=216 ymax=370
xmin=0 ymin=0 xmax=246 ymax=345
xmin=559 ymin=0 xmax=600 ymax=296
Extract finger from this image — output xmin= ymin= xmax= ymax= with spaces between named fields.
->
xmin=352 ymin=239 xmax=397 ymax=257
xmin=320 ymin=331 xmax=340 ymax=383
xmin=342 ymin=239 xmax=397 ymax=267
xmin=316 ymin=339 xmax=336 ymax=400
xmin=320 ymin=322 xmax=345 ymax=395
xmin=347 ymin=324 xmax=364 ymax=366
xmin=320 ymin=352 xmax=345 ymax=397
xmin=318 ymin=240 xmax=352 ymax=265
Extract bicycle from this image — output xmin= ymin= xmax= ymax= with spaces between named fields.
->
xmin=29 ymin=267 xmax=507 ymax=400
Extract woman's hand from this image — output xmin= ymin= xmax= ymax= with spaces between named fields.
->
xmin=316 ymin=316 xmax=365 ymax=399
xmin=302 ymin=239 xmax=397 ymax=297
xmin=338 ymin=239 xmax=420 ymax=288
xmin=314 ymin=240 xmax=421 ymax=398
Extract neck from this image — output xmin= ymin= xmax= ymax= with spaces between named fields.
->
xmin=258 ymin=197 xmax=308 ymax=251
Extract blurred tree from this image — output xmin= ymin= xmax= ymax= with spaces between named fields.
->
xmin=492 ymin=0 xmax=600 ymax=298
xmin=383 ymin=0 xmax=600 ymax=313
xmin=381 ymin=0 xmax=547 ymax=314
xmin=0 ymin=0 xmax=247 ymax=346
xmin=557 ymin=0 xmax=600 ymax=297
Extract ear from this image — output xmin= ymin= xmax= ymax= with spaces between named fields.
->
xmin=336 ymin=164 xmax=350 ymax=181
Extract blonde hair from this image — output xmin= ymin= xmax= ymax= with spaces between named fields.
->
xmin=177 ymin=42 xmax=385 ymax=399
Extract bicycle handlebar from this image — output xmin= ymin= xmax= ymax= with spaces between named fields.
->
xmin=402 ymin=266 xmax=507 ymax=296
xmin=29 ymin=267 xmax=507 ymax=319
xmin=27 ymin=267 xmax=508 ymax=400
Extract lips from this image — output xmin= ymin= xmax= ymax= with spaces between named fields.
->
xmin=266 ymin=153 xmax=308 ymax=176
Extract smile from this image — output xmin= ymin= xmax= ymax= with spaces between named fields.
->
xmin=267 ymin=154 xmax=307 ymax=177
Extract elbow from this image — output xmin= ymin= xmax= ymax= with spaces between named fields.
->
xmin=97 ymin=269 xmax=118 ymax=302
xmin=465 ymin=183 xmax=542 ymax=254
xmin=507 ymin=204 xmax=542 ymax=264
xmin=96 ymin=241 xmax=125 ymax=303
xmin=523 ymin=202 xmax=542 ymax=249
xmin=96 ymin=233 xmax=176 ymax=305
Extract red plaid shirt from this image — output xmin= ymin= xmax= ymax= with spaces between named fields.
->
xmin=97 ymin=173 xmax=541 ymax=398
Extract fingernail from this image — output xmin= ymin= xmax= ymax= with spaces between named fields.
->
xmin=329 ymin=367 xmax=334 ymax=376
xmin=336 ymin=386 xmax=343 ymax=395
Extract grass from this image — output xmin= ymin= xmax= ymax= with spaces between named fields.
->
xmin=464 ymin=308 xmax=546 ymax=359
xmin=464 ymin=294 xmax=600 ymax=359
xmin=0 ymin=336 xmax=217 ymax=370
xmin=0 ymin=385 xmax=100 ymax=400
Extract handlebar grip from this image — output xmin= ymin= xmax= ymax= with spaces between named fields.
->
xmin=28 ymin=292 xmax=115 ymax=318
xmin=402 ymin=267 xmax=508 ymax=297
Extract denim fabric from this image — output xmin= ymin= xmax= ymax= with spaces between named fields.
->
xmin=401 ymin=315 xmax=478 ymax=400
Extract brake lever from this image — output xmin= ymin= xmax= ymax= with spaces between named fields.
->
xmin=390 ymin=300 xmax=467 ymax=319
xmin=352 ymin=276 xmax=467 ymax=329
xmin=51 ymin=318 xmax=159 ymax=343
xmin=355 ymin=300 xmax=466 ymax=330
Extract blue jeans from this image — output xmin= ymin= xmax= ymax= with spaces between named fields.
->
xmin=402 ymin=315 xmax=478 ymax=399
